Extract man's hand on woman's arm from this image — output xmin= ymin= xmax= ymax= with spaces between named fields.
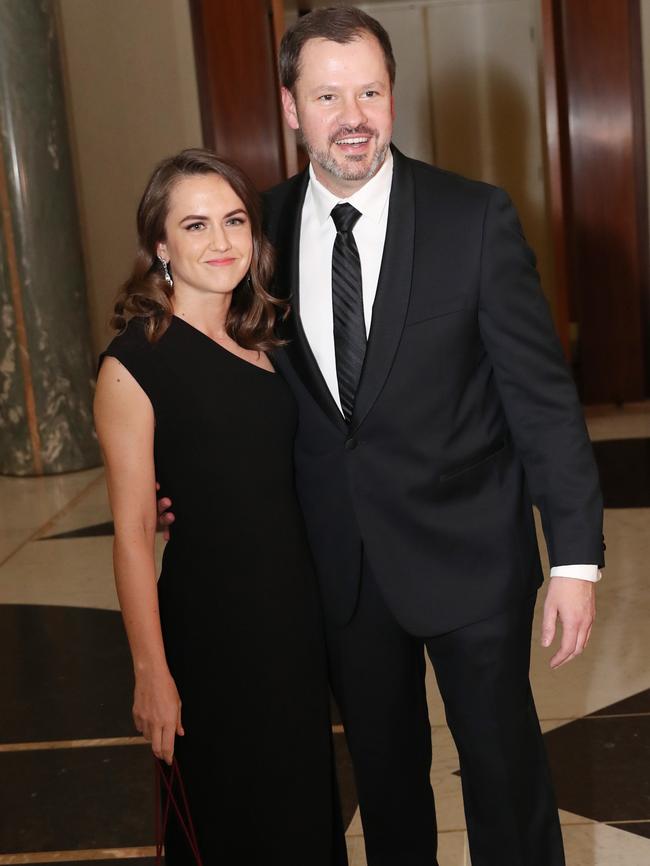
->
xmin=156 ymin=483 xmax=175 ymax=541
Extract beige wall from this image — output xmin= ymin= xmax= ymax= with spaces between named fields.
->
xmin=56 ymin=0 xmax=202 ymax=355
xmin=358 ymin=0 xmax=555 ymax=311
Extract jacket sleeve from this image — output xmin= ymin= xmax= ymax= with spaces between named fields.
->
xmin=478 ymin=186 xmax=604 ymax=568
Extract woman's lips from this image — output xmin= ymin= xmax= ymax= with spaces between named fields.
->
xmin=205 ymin=258 xmax=236 ymax=266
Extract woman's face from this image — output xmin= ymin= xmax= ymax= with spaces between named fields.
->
xmin=157 ymin=173 xmax=253 ymax=300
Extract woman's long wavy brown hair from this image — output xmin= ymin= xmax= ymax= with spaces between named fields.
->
xmin=111 ymin=148 xmax=287 ymax=349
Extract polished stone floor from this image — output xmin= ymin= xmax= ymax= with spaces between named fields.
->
xmin=0 ymin=404 xmax=648 ymax=865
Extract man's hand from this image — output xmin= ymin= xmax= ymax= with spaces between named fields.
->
xmin=156 ymin=483 xmax=175 ymax=541
xmin=541 ymin=576 xmax=595 ymax=669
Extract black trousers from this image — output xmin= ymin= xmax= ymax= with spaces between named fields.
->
xmin=325 ymin=567 xmax=565 ymax=866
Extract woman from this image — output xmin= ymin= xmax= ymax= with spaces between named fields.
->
xmin=94 ymin=149 xmax=344 ymax=864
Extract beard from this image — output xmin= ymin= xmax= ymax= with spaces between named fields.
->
xmin=300 ymin=125 xmax=391 ymax=183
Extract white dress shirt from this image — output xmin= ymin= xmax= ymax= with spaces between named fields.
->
xmin=299 ymin=150 xmax=393 ymax=408
xmin=297 ymin=152 xmax=600 ymax=583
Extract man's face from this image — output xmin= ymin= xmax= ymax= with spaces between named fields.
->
xmin=282 ymin=33 xmax=394 ymax=195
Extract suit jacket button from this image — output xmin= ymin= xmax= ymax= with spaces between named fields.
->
xmin=345 ymin=437 xmax=358 ymax=450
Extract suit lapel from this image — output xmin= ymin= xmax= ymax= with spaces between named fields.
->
xmin=273 ymin=171 xmax=348 ymax=433
xmin=351 ymin=148 xmax=415 ymax=430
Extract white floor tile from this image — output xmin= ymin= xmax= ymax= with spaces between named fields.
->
xmin=585 ymin=405 xmax=650 ymax=442
xmin=0 ymin=537 xmax=118 ymax=610
xmin=39 ymin=472 xmax=112 ymax=537
xmin=346 ymin=820 xmax=650 ymax=866
xmin=345 ymin=829 xmax=469 ymax=866
xmin=0 ymin=534 xmax=165 ymax=610
xmin=0 ymin=468 xmax=103 ymax=535
xmin=0 ymin=529 xmax=34 ymax=565
xmin=430 ymin=725 xmax=466 ymax=833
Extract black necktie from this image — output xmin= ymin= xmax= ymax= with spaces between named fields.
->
xmin=331 ymin=203 xmax=366 ymax=422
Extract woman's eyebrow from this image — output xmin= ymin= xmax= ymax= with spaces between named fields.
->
xmin=179 ymin=213 xmax=209 ymax=224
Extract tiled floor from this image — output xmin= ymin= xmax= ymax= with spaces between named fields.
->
xmin=0 ymin=404 xmax=648 ymax=865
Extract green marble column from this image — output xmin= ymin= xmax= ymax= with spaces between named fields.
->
xmin=0 ymin=0 xmax=99 ymax=475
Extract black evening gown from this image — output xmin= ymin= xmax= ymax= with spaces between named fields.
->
xmin=100 ymin=316 xmax=343 ymax=865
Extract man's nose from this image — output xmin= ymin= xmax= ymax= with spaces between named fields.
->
xmin=338 ymin=96 xmax=367 ymax=129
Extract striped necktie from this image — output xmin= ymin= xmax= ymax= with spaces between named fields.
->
xmin=331 ymin=203 xmax=366 ymax=422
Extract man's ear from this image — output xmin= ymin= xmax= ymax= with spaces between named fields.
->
xmin=281 ymin=86 xmax=300 ymax=131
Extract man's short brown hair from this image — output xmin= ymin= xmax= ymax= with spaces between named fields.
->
xmin=279 ymin=6 xmax=396 ymax=92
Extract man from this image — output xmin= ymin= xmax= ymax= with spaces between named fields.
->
xmin=163 ymin=7 xmax=604 ymax=865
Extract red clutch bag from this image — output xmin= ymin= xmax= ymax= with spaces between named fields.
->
xmin=154 ymin=757 xmax=204 ymax=865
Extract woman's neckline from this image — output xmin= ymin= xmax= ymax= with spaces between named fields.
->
xmin=171 ymin=315 xmax=276 ymax=375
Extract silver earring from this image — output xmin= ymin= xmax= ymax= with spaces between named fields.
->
xmin=158 ymin=255 xmax=173 ymax=288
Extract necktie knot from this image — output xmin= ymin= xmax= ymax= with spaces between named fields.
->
xmin=331 ymin=203 xmax=361 ymax=234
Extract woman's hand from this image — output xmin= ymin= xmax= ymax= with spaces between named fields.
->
xmin=133 ymin=668 xmax=185 ymax=765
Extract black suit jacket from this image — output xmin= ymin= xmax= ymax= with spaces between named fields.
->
xmin=263 ymin=147 xmax=604 ymax=637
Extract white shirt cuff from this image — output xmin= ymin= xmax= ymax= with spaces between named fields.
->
xmin=550 ymin=564 xmax=602 ymax=582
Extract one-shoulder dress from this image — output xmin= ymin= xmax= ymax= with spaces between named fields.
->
xmin=100 ymin=316 xmax=343 ymax=865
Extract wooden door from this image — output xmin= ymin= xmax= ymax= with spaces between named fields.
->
xmin=190 ymin=0 xmax=287 ymax=190
xmin=542 ymin=0 xmax=649 ymax=403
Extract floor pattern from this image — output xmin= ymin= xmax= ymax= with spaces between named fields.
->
xmin=0 ymin=404 xmax=649 ymax=865
xmin=547 ymin=692 xmax=650 ymax=832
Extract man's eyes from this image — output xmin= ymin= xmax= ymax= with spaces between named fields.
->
xmin=318 ymin=91 xmax=380 ymax=102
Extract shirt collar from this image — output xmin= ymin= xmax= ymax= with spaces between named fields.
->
xmin=308 ymin=149 xmax=393 ymax=227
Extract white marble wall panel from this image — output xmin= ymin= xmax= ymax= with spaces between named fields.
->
xmin=0 ymin=0 xmax=100 ymax=476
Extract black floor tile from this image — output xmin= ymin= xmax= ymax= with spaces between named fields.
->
xmin=40 ymin=521 xmax=116 ymax=539
xmin=40 ymin=522 xmax=164 ymax=540
xmin=608 ymin=822 xmax=650 ymax=839
xmin=20 ymin=861 xmax=156 ymax=865
xmin=544 ymin=715 xmax=650 ymax=825
xmin=0 ymin=605 xmax=134 ymax=743
xmin=592 ymin=438 xmax=650 ymax=507
xmin=589 ymin=688 xmax=650 ymax=717
xmin=0 ymin=745 xmax=155 ymax=853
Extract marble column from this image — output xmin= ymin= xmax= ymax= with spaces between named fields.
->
xmin=0 ymin=0 xmax=99 ymax=476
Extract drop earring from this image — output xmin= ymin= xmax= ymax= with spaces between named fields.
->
xmin=158 ymin=255 xmax=173 ymax=288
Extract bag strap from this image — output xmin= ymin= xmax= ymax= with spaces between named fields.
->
xmin=154 ymin=757 xmax=204 ymax=865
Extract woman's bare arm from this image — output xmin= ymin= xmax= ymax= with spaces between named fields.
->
xmin=94 ymin=357 xmax=183 ymax=763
